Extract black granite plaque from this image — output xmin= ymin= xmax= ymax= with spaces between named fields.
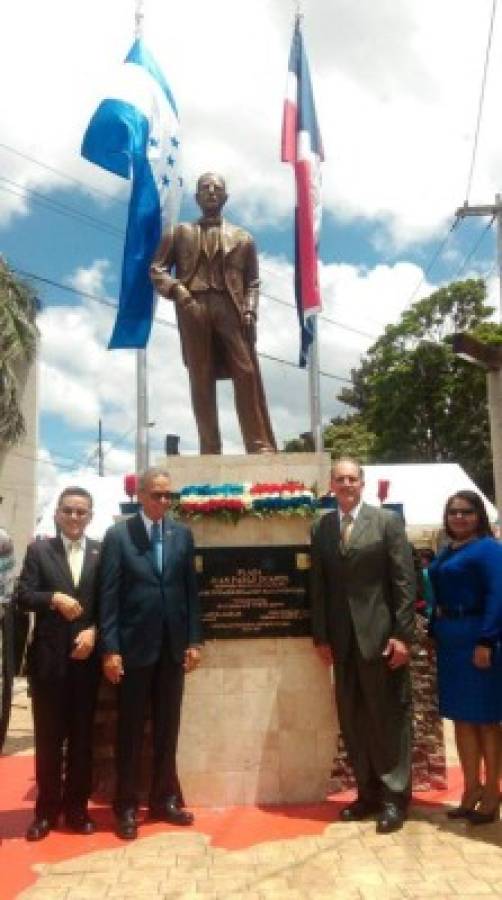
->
xmin=195 ymin=545 xmax=311 ymax=639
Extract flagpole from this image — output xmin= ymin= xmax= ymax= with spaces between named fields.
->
xmin=134 ymin=0 xmax=149 ymax=474
xmin=309 ymin=318 xmax=322 ymax=451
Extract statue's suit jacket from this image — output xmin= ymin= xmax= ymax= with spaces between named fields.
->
xmin=310 ymin=503 xmax=415 ymax=661
xmin=17 ymin=536 xmax=101 ymax=681
xmin=99 ymin=514 xmax=202 ymax=669
xmin=150 ymin=218 xmax=276 ymax=450
xmin=150 ymin=218 xmax=259 ymax=328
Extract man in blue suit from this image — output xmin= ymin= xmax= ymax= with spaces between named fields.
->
xmin=99 ymin=467 xmax=202 ymax=840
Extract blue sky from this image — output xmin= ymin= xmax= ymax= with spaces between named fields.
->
xmin=1 ymin=0 xmax=501 ymax=506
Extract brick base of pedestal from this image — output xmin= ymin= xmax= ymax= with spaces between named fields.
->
xmin=330 ymin=615 xmax=448 ymax=793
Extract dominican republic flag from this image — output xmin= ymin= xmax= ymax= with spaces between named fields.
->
xmin=281 ymin=18 xmax=324 ymax=367
xmin=82 ymin=39 xmax=181 ymax=349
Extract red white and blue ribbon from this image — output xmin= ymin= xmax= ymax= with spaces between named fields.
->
xmin=281 ymin=17 xmax=324 ymax=367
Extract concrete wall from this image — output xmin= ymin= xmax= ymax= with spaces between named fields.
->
xmin=0 ymin=357 xmax=37 ymax=572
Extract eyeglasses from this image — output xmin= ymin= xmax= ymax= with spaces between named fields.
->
xmin=59 ymin=507 xmax=90 ymax=517
xmin=447 ymin=507 xmax=476 ymax=517
xmin=148 ymin=491 xmax=171 ymax=501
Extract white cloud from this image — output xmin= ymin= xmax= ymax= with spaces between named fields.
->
xmin=36 ymin=256 xmax=438 ymax=453
xmin=1 ymin=0 xmax=501 ymax=245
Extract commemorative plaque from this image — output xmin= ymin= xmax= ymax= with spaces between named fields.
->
xmin=195 ymin=545 xmax=311 ymax=639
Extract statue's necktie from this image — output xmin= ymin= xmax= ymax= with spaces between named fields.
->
xmin=151 ymin=522 xmax=163 ymax=574
xmin=67 ymin=541 xmax=83 ymax=585
xmin=340 ymin=513 xmax=354 ymax=550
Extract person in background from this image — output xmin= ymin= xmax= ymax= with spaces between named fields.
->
xmin=0 ymin=526 xmax=15 ymax=752
xmin=429 ymin=490 xmax=502 ymax=824
xmin=99 ymin=467 xmax=202 ymax=841
xmin=17 ymin=487 xmax=100 ymax=841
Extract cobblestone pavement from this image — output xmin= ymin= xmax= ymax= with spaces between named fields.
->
xmin=16 ymin=811 xmax=502 ymax=900
xmin=7 ymin=680 xmax=502 ymax=900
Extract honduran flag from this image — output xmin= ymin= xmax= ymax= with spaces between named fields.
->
xmin=281 ymin=18 xmax=324 ymax=367
xmin=82 ymin=39 xmax=182 ymax=349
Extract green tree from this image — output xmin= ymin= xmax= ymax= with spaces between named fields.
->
xmin=0 ymin=259 xmax=38 ymax=444
xmin=338 ymin=279 xmax=500 ymax=498
xmin=323 ymin=414 xmax=376 ymax=462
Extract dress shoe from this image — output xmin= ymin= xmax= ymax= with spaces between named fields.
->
xmin=149 ymin=797 xmax=194 ymax=826
xmin=468 ymin=804 xmax=500 ymax=826
xmin=65 ymin=811 xmax=97 ymax=835
xmin=376 ymin=802 xmax=406 ymax=834
xmin=25 ymin=817 xmax=56 ymax=842
xmin=115 ymin=809 xmax=137 ymax=840
xmin=447 ymin=787 xmax=482 ymax=819
xmin=339 ymin=799 xmax=380 ymax=822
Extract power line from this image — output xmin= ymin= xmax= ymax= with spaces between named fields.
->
xmin=0 ymin=177 xmax=123 ymax=239
xmin=401 ymin=217 xmax=460 ymax=311
xmin=464 ymin=0 xmax=498 ymax=204
xmin=260 ymin=288 xmax=378 ymax=339
xmin=452 ymin=215 xmax=495 ymax=281
xmin=0 ymin=141 xmax=128 ymax=208
xmin=13 ymin=265 xmax=354 ymax=383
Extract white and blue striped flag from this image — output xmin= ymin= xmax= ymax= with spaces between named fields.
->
xmin=82 ymin=38 xmax=182 ymax=349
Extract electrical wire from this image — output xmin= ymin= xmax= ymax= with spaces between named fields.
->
xmin=0 ymin=141 xmax=128 ymax=208
xmin=0 ymin=178 xmax=123 ymax=239
xmin=464 ymin=0 xmax=498 ymax=204
xmin=13 ymin=265 xmax=352 ymax=383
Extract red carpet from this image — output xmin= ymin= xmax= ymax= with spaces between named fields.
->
xmin=0 ymin=754 xmax=461 ymax=899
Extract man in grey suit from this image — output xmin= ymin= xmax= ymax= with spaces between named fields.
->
xmin=310 ymin=458 xmax=415 ymax=833
xmin=99 ymin=467 xmax=202 ymax=840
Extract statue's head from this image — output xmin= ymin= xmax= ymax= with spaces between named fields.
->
xmin=195 ymin=172 xmax=227 ymax=216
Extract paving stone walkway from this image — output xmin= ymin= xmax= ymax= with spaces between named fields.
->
xmin=7 ymin=679 xmax=502 ymax=899
xmin=17 ymin=807 xmax=502 ymax=899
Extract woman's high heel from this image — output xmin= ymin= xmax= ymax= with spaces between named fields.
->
xmin=446 ymin=788 xmax=482 ymax=819
xmin=468 ymin=803 xmax=500 ymax=825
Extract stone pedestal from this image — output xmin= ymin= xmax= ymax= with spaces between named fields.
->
xmin=178 ymin=638 xmax=337 ymax=805
xmin=93 ymin=452 xmax=336 ymax=806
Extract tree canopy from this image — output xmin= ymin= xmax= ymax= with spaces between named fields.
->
xmin=337 ymin=278 xmax=501 ymax=498
xmin=0 ymin=259 xmax=38 ymax=444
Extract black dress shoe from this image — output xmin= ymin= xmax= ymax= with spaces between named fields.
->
xmin=339 ymin=799 xmax=380 ymax=822
xmin=115 ymin=809 xmax=137 ymax=840
xmin=65 ymin=811 xmax=97 ymax=835
xmin=25 ymin=817 xmax=56 ymax=842
xmin=468 ymin=804 xmax=500 ymax=826
xmin=149 ymin=797 xmax=194 ymax=826
xmin=447 ymin=805 xmax=477 ymax=820
xmin=376 ymin=802 xmax=406 ymax=834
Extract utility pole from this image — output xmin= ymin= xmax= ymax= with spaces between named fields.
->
xmin=454 ymin=193 xmax=502 ymax=524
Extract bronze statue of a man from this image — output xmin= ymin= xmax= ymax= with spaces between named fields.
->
xmin=150 ymin=173 xmax=276 ymax=455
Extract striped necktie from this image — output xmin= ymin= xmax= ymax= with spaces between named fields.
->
xmin=340 ymin=513 xmax=354 ymax=551
xmin=151 ymin=521 xmax=163 ymax=574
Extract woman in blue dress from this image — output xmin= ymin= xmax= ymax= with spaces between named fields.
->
xmin=429 ymin=490 xmax=502 ymax=825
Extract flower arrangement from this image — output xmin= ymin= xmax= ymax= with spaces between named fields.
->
xmin=178 ymin=480 xmax=316 ymax=522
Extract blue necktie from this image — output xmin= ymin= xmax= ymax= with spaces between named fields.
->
xmin=151 ymin=521 xmax=163 ymax=574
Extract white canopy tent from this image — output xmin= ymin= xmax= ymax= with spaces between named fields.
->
xmin=34 ymin=462 xmax=496 ymax=541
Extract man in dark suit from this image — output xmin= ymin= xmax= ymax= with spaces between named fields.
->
xmin=17 ymin=486 xmax=100 ymax=841
xmin=310 ymin=458 xmax=415 ymax=834
xmin=150 ymin=172 xmax=276 ymax=455
xmin=99 ymin=467 xmax=202 ymax=841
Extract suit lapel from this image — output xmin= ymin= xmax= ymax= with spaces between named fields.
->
xmin=161 ymin=518 xmax=178 ymax=579
xmin=47 ymin=536 xmax=74 ymax=590
xmin=77 ymin=539 xmax=99 ymax=596
xmin=347 ymin=503 xmax=372 ymax=548
xmin=127 ymin=513 xmax=160 ymax=577
xmin=221 ymin=219 xmax=238 ymax=257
